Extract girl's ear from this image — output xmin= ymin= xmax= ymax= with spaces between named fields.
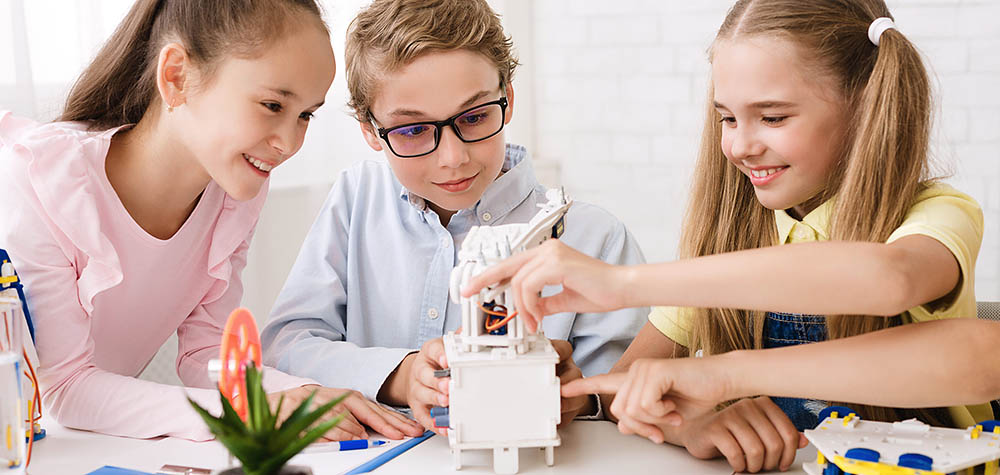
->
xmin=359 ymin=120 xmax=384 ymax=152
xmin=156 ymin=43 xmax=190 ymax=110
xmin=503 ymin=81 xmax=515 ymax=125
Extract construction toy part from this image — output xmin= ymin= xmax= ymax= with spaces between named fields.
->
xmin=1 ymin=250 xmax=41 ymax=474
xmin=804 ymin=407 xmax=1000 ymax=475
xmin=443 ymin=189 xmax=570 ymax=474
xmin=218 ymin=308 xmax=263 ymax=422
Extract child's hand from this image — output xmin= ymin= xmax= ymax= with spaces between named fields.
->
xmin=562 ymin=357 xmax=729 ymax=443
xmin=406 ymin=337 xmax=450 ymax=435
xmin=460 ymin=239 xmax=628 ymax=332
xmin=550 ymin=339 xmax=589 ymax=425
xmin=680 ymin=397 xmax=807 ymax=473
xmin=269 ymin=386 xmax=424 ymax=441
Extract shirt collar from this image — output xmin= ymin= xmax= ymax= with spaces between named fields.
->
xmin=774 ymin=198 xmax=833 ymax=243
xmin=398 ymin=143 xmax=537 ymax=222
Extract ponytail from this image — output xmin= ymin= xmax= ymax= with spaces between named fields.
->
xmin=59 ymin=0 xmax=165 ymax=129
xmin=58 ymin=0 xmax=327 ymax=130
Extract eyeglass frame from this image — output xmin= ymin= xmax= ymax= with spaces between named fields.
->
xmin=368 ymin=96 xmax=509 ymax=159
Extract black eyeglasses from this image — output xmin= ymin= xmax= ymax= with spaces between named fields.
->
xmin=370 ymin=97 xmax=508 ymax=158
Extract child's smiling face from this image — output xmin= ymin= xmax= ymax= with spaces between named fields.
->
xmin=362 ymin=49 xmax=513 ymax=223
xmin=712 ymin=35 xmax=849 ymax=218
xmin=177 ymin=20 xmax=335 ymax=201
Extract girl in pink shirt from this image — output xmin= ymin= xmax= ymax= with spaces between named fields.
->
xmin=0 ymin=0 xmax=422 ymax=441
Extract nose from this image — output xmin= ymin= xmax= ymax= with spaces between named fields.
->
xmin=727 ymin=125 xmax=765 ymax=161
xmin=435 ymin=125 xmax=470 ymax=169
xmin=268 ymin=118 xmax=304 ymax=160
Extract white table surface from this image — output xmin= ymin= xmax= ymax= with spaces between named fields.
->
xmin=26 ymin=418 xmax=817 ymax=475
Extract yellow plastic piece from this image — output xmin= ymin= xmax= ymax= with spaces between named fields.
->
xmin=831 ymin=455 xmax=945 ymax=475
xmin=817 ymin=451 xmax=826 ymax=465
xmin=831 ymin=411 xmax=839 ymax=419
xmin=985 ymin=460 xmax=998 ymax=475
xmin=5 ymin=424 xmax=10 ymax=450
xmin=0 ymin=275 xmax=17 ymax=285
xmin=972 ymin=425 xmax=983 ymax=439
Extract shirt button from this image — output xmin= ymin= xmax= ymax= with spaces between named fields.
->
xmin=482 ymin=212 xmax=492 ymax=222
xmin=428 ymin=308 xmax=440 ymax=320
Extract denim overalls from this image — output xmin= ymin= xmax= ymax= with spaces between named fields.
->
xmin=762 ymin=311 xmax=829 ymax=431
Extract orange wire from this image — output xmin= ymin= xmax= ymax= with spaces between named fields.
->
xmin=482 ymin=304 xmax=518 ymax=332
xmin=22 ymin=348 xmax=40 ymax=467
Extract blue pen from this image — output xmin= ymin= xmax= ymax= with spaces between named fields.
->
xmin=337 ymin=440 xmax=387 ymax=451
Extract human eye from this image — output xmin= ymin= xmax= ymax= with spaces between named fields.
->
xmin=762 ymin=116 xmax=787 ymax=125
xmin=299 ymin=111 xmax=315 ymax=121
xmin=261 ymin=102 xmax=282 ymax=113
xmin=458 ymin=108 xmax=492 ymax=126
xmin=718 ymin=115 xmax=736 ymax=127
xmin=392 ymin=124 xmax=432 ymax=138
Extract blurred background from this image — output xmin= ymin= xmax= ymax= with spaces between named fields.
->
xmin=2 ymin=0 xmax=998 ymax=384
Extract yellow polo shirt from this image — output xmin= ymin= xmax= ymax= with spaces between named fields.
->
xmin=648 ymin=183 xmax=989 ymax=426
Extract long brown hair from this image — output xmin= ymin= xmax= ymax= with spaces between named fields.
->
xmin=59 ymin=0 xmax=328 ymax=130
xmin=684 ymin=0 xmax=952 ymax=425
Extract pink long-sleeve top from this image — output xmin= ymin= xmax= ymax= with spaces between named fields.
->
xmin=0 ymin=111 xmax=315 ymax=440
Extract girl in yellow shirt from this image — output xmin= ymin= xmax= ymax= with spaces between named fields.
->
xmin=462 ymin=0 xmax=993 ymax=472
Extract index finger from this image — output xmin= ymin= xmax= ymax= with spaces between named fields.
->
xmin=460 ymin=250 xmax=536 ymax=298
xmin=561 ymin=372 xmax=627 ymax=398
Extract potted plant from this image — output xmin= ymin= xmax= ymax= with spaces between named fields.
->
xmin=189 ymin=363 xmax=346 ymax=475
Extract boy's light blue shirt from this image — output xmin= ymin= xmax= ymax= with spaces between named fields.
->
xmin=261 ymin=144 xmax=647 ymax=402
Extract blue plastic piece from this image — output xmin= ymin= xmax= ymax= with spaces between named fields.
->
xmin=822 ymin=462 xmax=843 ymax=475
xmin=844 ymin=447 xmax=880 ymax=463
xmin=897 ymin=453 xmax=933 ymax=470
xmin=344 ymin=430 xmax=435 ymax=474
xmin=979 ymin=420 xmax=1000 ymax=433
xmin=434 ymin=415 xmax=450 ymax=428
xmin=817 ymin=406 xmax=855 ymax=424
xmin=430 ymin=406 xmax=449 ymax=417
xmin=0 ymin=248 xmax=35 ymax=342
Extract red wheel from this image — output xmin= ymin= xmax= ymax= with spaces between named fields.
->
xmin=219 ymin=308 xmax=262 ymax=421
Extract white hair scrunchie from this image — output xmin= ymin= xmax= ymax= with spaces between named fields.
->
xmin=868 ymin=17 xmax=896 ymax=46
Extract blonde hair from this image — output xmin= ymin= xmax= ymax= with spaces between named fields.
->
xmin=684 ymin=0 xmax=951 ymax=425
xmin=344 ymin=0 xmax=519 ymax=122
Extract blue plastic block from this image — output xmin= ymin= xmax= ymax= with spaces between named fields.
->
xmin=897 ymin=453 xmax=933 ymax=470
xmin=817 ymin=406 xmax=855 ymax=424
xmin=844 ymin=447 xmax=880 ymax=463
xmin=430 ymin=406 xmax=449 ymax=417
xmin=979 ymin=420 xmax=1000 ymax=433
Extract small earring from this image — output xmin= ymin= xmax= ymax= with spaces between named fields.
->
xmin=166 ymin=102 xmax=174 ymax=113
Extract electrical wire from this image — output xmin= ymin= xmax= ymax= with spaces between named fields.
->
xmin=481 ymin=304 xmax=518 ymax=332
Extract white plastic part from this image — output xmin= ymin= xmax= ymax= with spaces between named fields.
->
xmin=805 ymin=415 xmax=1000 ymax=474
xmin=1 ymin=296 xmax=28 ymax=474
xmin=443 ymin=188 xmax=571 ymax=473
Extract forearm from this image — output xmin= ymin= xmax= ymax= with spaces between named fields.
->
xmin=722 ymin=318 xmax=1000 ymax=406
xmin=622 ymin=241 xmax=916 ymax=316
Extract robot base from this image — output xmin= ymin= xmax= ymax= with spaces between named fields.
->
xmin=443 ymin=332 xmax=561 ymax=474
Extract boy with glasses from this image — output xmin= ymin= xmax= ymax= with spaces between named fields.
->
xmin=261 ymin=0 xmax=647 ymax=433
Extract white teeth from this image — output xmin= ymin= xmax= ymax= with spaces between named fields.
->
xmin=243 ymin=154 xmax=273 ymax=172
xmin=751 ymin=167 xmax=783 ymax=178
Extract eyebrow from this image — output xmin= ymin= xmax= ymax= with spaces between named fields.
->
xmin=388 ymin=89 xmax=495 ymax=118
xmin=713 ymin=100 xmax=796 ymax=110
xmin=266 ymin=87 xmax=325 ymax=109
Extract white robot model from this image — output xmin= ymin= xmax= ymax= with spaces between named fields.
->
xmin=804 ymin=406 xmax=1000 ymax=475
xmin=1 ymin=252 xmax=40 ymax=474
xmin=440 ymin=188 xmax=572 ymax=474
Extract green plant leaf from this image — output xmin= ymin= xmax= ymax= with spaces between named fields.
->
xmin=271 ymin=392 xmax=348 ymax=451
xmin=271 ymin=394 xmax=285 ymax=431
xmin=260 ymin=413 xmax=346 ymax=475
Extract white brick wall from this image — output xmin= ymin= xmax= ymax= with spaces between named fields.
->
xmin=525 ymin=0 xmax=1000 ymax=301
